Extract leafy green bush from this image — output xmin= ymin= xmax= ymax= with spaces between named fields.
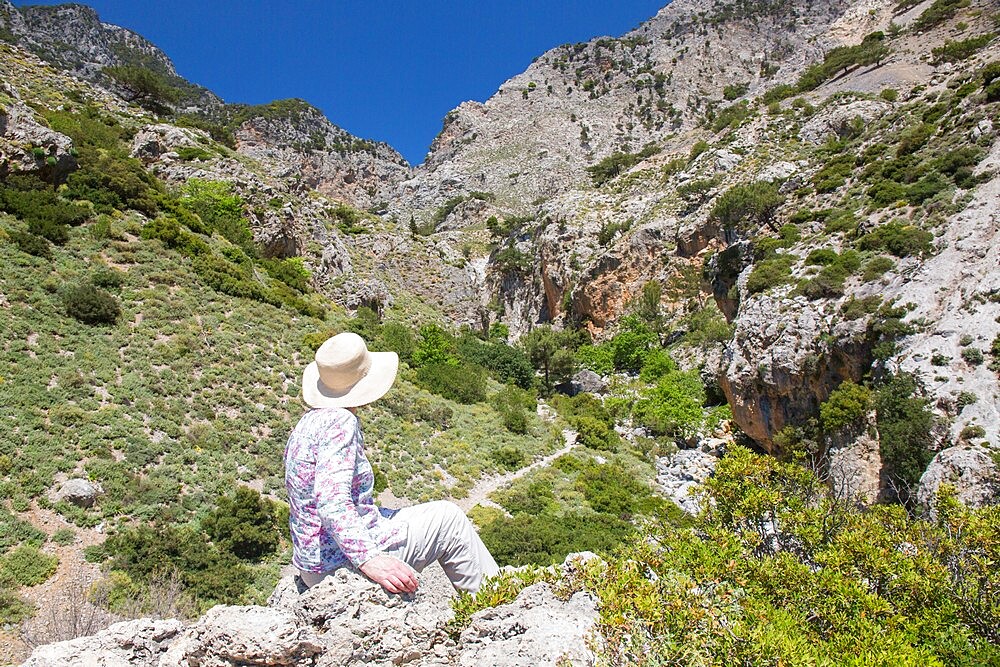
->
xmin=180 ymin=180 xmax=255 ymax=255
xmin=586 ymin=143 xmax=660 ymax=185
xmin=574 ymin=415 xmax=619 ymax=451
xmin=633 ymin=370 xmax=706 ymax=438
xmin=7 ymin=229 xmax=52 ymax=259
xmin=457 ymin=335 xmax=534 ymax=389
xmin=97 ymin=523 xmax=251 ymax=610
xmin=711 ymin=101 xmax=751 ymax=133
xmin=961 ymin=347 xmax=984 ymax=366
xmin=1 ymin=544 xmax=58 ymax=586
xmin=913 ymin=0 xmax=972 ymax=31
xmin=861 ymin=255 xmax=896 ymax=281
xmin=490 ymin=445 xmax=525 ymax=470
xmin=201 ymin=487 xmax=281 ymax=561
xmin=65 ymin=151 xmax=162 ymax=216
xmin=491 ymin=384 xmax=534 ymax=434
xmin=820 ymin=381 xmax=872 ymax=432
xmin=478 ymin=511 xmax=632 ymax=567
xmin=896 ymin=123 xmax=936 ymax=157
xmin=62 ymin=283 xmax=121 ymax=325
xmin=857 ymin=220 xmax=933 ymax=257
xmin=745 ymin=254 xmax=794 ymax=294
xmin=415 ymin=362 xmax=487 ymax=404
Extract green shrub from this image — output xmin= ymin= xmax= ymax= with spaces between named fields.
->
xmin=961 ymin=347 xmax=984 ymax=366
xmin=491 ymin=384 xmax=534 ymax=434
xmin=896 ymin=123 xmax=936 ymax=157
xmin=378 ymin=322 xmax=416 ymax=362
xmin=820 ymin=381 xmax=872 ymax=432
xmin=711 ymin=101 xmax=751 ymax=133
xmin=458 ymin=336 xmax=535 ymax=389
xmin=98 ymin=523 xmax=251 ymax=610
xmin=639 ymin=349 xmax=677 ymax=383
xmin=175 ymin=146 xmax=215 ymax=161
xmin=0 ymin=589 xmax=34 ymax=625
xmin=746 ymin=254 xmax=794 ymax=294
xmin=261 ymin=257 xmax=311 ymax=292
xmin=880 ymin=88 xmax=899 ymax=102
xmin=201 ymin=487 xmax=280 ymax=561
xmin=633 ymin=370 xmax=705 ymax=438
xmin=689 ymin=140 xmax=711 ymax=161
xmin=91 ymin=266 xmax=126 ymax=289
xmin=960 ymin=424 xmax=986 ymax=441
xmin=574 ymin=415 xmax=619 ymax=451
xmin=7 ymin=229 xmax=52 ymax=259
xmin=857 ymin=220 xmax=933 ymax=257
xmin=1 ymin=544 xmax=58 ymax=586
xmin=65 ymin=151 xmax=162 ymax=216
xmin=587 ymin=143 xmax=660 ymax=185
xmin=805 ymin=248 xmax=839 ymax=266
xmin=51 ymin=528 xmax=76 ymax=545
xmin=875 ymin=373 xmax=935 ymax=502
xmin=415 ymin=362 xmax=487 ymax=404
xmin=812 ymin=155 xmax=855 ymax=193
xmin=62 ymin=283 xmax=121 ymax=325
xmin=478 ymin=511 xmax=632 ymax=567
xmin=180 ymin=180 xmax=255 ymax=255
xmin=490 ymin=446 xmax=526 ymax=470
xmin=932 ymin=34 xmax=996 ymax=63
xmin=861 ymin=255 xmax=896 ymax=281
xmin=914 ymin=0 xmax=973 ymax=31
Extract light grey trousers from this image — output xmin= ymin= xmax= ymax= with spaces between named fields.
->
xmin=299 ymin=500 xmax=499 ymax=593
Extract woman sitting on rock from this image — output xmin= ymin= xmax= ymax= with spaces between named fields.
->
xmin=284 ymin=332 xmax=499 ymax=594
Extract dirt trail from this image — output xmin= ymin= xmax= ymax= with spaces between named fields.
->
xmin=453 ymin=429 xmax=578 ymax=512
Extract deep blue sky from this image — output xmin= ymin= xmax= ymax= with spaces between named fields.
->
xmin=14 ymin=1 xmax=667 ymax=164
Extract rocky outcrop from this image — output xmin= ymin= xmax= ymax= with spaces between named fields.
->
xmin=720 ymin=293 xmax=871 ymax=451
xmin=20 ymin=618 xmax=184 ymax=667
xmin=825 ymin=415 xmax=883 ymax=503
xmin=22 ymin=556 xmax=600 ymax=667
xmin=231 ymin=101 xmax=410 ymax=211
xmin=0 ymin=82 xmax=75 ymax=179
xmin=455 ymin=583 xmax=598 ymax=667
xmin=656 ymin=445 xmax=723 ymax=514
xmin=917 ymin=445 xmax=1000 ymax=510
xmin=49 ymin=478 xmax=101 ymax=508
xmin=400 ymin=0 xmax=851 ymax=217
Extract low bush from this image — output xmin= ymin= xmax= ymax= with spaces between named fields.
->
xmin=201 ymin=487 xmax=281 ymax=561
xmin=932 ymin=34 xmax=997 ymax=63
xmin=7 ymin=230 xmax=52 ymax=259
xmin=857 ymin=220 xmax=933 ymax=257
xmin=415 ymin=362 xmax=487 ymax=404
xmin=587 ymin=143 xmax=660 ymax=185
xmin=820 ymin=381 xmax=872 ymax=432
xmin=745 ymin=254 xmax=794 ymax=294
xmin=62 ymin=283 xmax=121 ymax=325
xmin=1 ymin=544 xmax=58 ymax=586
xmin=478 ymin=511 xmax=633 ymax=567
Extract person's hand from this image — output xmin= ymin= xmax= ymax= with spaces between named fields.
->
xmin=359 ymin=554 xmax=418 ymax=594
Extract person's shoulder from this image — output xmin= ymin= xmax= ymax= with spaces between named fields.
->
xmin=300 ymin=407 xmax=358 ymax=431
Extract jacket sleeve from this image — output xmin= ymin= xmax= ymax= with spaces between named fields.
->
xmin=313 ymin=413 xmax=382 ymax=567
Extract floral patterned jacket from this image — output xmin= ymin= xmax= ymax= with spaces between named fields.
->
xmin=284 ymin=407 xmax=403 ymax=572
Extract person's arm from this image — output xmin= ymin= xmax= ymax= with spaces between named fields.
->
xmin=314 ymin=415 xmax=417 ymax=593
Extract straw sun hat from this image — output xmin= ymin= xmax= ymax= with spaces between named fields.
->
xmin=302 ymin=332 xmax=399 ymax=409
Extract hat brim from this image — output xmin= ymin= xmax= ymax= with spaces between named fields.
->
xmin=302 ymin=351 xmax=399 ymax=409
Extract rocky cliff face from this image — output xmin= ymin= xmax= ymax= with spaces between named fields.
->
xmin=396 ymin=0 xmax=849 ymax=218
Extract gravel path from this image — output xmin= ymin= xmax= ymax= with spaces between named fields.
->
xmin=453 ymin=429 xmax=578 ymax=512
